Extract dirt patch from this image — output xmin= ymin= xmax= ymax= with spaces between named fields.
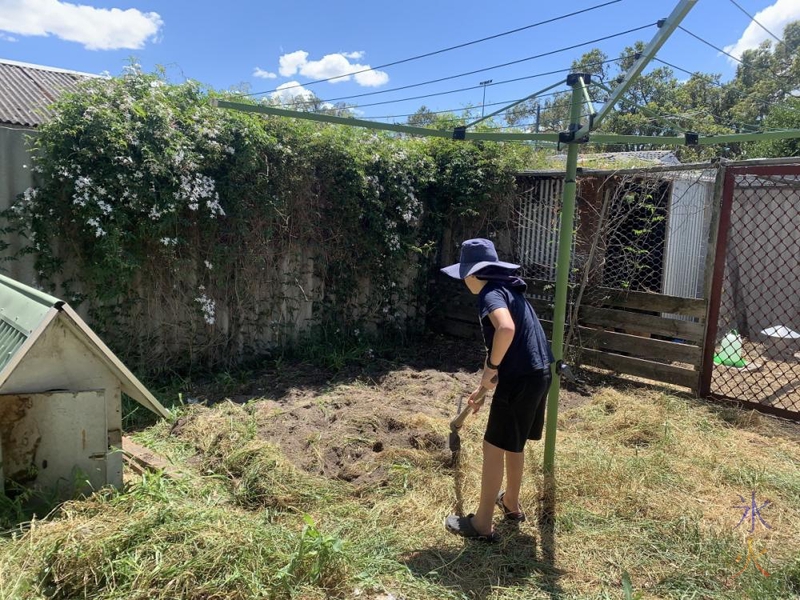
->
xmin=167 ymin=336 xmax=598 ymax=488
xmin=250 ymin=369 xmax=468 ymax=486
xmin=168 ymin=353 xmax=482 ymax=488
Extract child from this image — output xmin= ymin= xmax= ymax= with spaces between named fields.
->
xmin=441 ymin=238 xmax=553 ymax=543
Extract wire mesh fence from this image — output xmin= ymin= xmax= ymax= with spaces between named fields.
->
xmin=703 ymin=165 xmax=800 ymax=420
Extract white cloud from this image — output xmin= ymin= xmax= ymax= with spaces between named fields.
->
xmin=276 ymin=50 xmax=389 ymax=87
xmin=271 ymin=81 xmax=316 ymax=104
xmin=253 ymin=67 xmax=277 ymax=79
xmin=0 ymin=32 xmax=18 ymax=42
xmin=279 ymin=50 xmax=309 ymax=77
xmin=355 ymin=69 xmax=389 ymax=87
xmin=723 ymin=0 xmax=800 ymax=62
xmin=0 ymin=0 xmax=162 ymax=50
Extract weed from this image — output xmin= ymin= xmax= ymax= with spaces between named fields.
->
xmin=276 ymin=514 xmax=347 ymax=593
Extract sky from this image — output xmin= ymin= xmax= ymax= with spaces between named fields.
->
xmin=1 ymin=0 xmax=799 ymax=125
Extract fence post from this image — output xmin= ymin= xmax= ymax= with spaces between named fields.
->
xmin=699 ymin=165 xmax=734 ymax=397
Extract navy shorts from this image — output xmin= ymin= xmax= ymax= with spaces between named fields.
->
xmin=484 ymin=370 xmax=552 ymax=453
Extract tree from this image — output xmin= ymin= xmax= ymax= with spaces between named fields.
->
xmin=500 ymin=21 xmax=800 ymax=157
xmin=407 ymin=106 xmax=437 ymax=126
xmin=725 ymin=20 xmax=800 ymax=129
xmin=749 ymin=98 xmax=800 ymax=157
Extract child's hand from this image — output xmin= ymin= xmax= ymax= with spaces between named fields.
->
xmin=467 ymin=387 xmax=486 ymax=413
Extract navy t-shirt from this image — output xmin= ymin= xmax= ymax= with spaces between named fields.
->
xmin=478 ymin=281 xmax=554 ymax=379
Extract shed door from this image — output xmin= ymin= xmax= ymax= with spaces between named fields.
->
xmin=0 ymin=390 xmax=107 ymax=496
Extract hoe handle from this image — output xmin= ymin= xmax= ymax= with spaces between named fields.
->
xmin=449 ymin=386 xmax=488 ymax=431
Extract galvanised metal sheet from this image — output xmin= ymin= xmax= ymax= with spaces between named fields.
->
xmin=662 ymin=173 xmax=714 ymax=302
xmin=517 ymin=176 xmax=564 ymax=282
xmin=0 ymin=273 xmax=60 ymax=375
xmin=0 ymin=321 xmax=26 ymax=373
xmin=0 ymin=59 xmax=94 ymax=127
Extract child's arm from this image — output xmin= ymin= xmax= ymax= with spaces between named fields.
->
xmin=479 ymin=307 xmax=515 ymax=390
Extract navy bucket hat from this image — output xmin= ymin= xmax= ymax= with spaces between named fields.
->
xmin=441 ymin=238 xmax=519 ymax=280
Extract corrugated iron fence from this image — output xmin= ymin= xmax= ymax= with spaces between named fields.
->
xmin=701 ymin=164 xmax=800 ymax=421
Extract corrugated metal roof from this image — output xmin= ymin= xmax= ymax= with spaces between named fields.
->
xmin=0 ymin=59 xmax=96 ymax=127
xmin=0 ymin=274 xmax=61 ymax=373
xmin=551 ymin=150 xmax=681 ymax=166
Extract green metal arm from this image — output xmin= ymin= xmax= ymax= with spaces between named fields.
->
xmin=211 ymin=99 xmax=561 ymax=142
xmin=593 ymin=0 xmax=699 ymax=128
xmin=213 ymin=100 xmax=800 ymax=146
xmin=464 ymin=80 xmax=565 ymax=129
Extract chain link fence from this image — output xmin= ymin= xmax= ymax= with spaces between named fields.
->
xmin=703 ymin=165 xmax=800 ymax=420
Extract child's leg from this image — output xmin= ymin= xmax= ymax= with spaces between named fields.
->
xmin=471 ymin=440 xmax=505 ymax=535
xmin=502 ymin=449 xmax=525 ymax=511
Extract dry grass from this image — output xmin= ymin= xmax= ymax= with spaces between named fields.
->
xmin=1 ymin=380 xmax=798 ymax=599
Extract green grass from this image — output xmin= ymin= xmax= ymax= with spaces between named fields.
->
xmin=2 ymin=383 xmax=798 ymax=599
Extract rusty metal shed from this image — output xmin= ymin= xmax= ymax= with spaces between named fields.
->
xmin=0 ymin=274 xmax=168 ymax=497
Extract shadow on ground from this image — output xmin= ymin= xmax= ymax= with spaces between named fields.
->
xmin=402 ymin=521 xmax=566 ymax=600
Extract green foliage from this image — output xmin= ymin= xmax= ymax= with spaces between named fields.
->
xmin=277 ymin=514 xmax=347 ymax=592
xmin=2 ymin=64 xmax=529 ymax=374
xmin=749 ymin=98 xmax=800 ymax=158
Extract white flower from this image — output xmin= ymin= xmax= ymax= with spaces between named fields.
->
xmin=160 ymin=237 xmax=178 ymax=246
xmin=204 ymin=260 xmax=213 ymax=270
xmin=176 ymin=173 xmax=224 ymax=217
xmin=194 ymin=291 xmax=216 ymax=325
xmin=86 ymin=217 xmax=105 ymax=237
xmin=74 ymin=176 xmax=92 ymax=190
